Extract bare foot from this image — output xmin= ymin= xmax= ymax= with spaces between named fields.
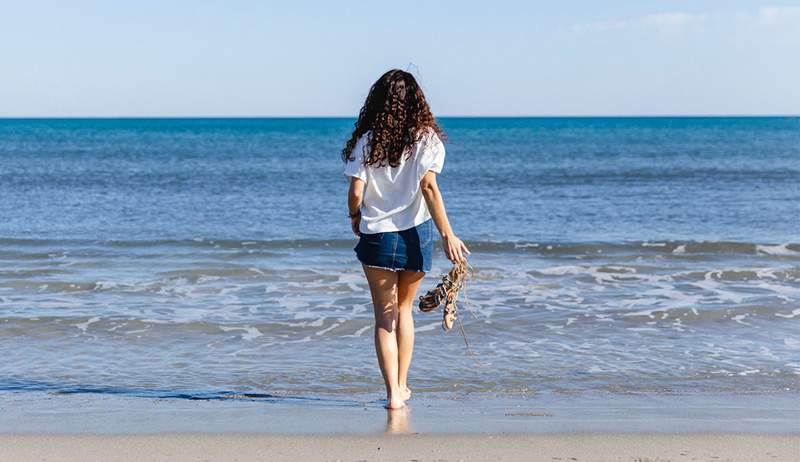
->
xmin=400 ymin=387 xmax=412 ymax=401
xmin=385 ymin=395 xmax=405 ymax=409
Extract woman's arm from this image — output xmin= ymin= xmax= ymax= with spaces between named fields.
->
xmin=419 ymin=171 xmax=470 ymax=263
xmin=347 ymin=177 xmax=365 ymax=235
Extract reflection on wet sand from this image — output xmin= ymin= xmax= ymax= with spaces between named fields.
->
xmin=385 ymin=407 xmax=411 ymax=434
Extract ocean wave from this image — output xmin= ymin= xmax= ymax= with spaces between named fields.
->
xmin=1 ymin=237 xmax=798 ymax=257
xmin=1 ymin=264 xmax=797 ymax=299
xmin=2 ymin=300 xmax=797 ymax=339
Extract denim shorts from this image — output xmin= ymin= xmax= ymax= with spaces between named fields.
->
xmin=355 ymin=219 xmax=434 ymax=272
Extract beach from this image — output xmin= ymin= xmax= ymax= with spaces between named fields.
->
xmin=3 ymin=0 xmax=800 ymax=457
xmin=3 ymin=433 xmax=798 ymax=462
xmin=3 ymin=391 xmax=800 ymax=461
xmin=2 ymin=391 xmax=799 ymax=460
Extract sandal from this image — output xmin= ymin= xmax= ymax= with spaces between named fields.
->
xmin=417 ymin=260 xmax=470 ymax=332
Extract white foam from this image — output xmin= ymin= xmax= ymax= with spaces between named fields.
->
xmin=756 ymin=243 xmax=797 ymax=255
xmin=692 ymin=277 xmax=746 ymax=304
xmin=754 ymin=268 xmax=780 ymax=279
xmin=220 ymin=325 xmax=263 ymax=341
xmin=350 ymin=325 xmax=371 ymax=337
xmin=776 ymin=309 xmax=800 ymax=319
xmin=415 ymin=322 xmax=440 ymax=333
xmin=315 ymin=322 xmax=340 ymax=336
xmin=139 ymin=318 xmax=170 ymax=324
xmin=37 ymin=301 xmax=82 ymax=309
xmin=108 ymin=322 xmax=128 ymax=332
xmin=537 ymin=265 xmax=584 ymax=276
xmin=94 ymin=281 xmax=120 ymax=290
xmin=624 ymin=309 xmax=658 ymax=318
xmin=350 ymin=304 xmax=368 ymax=315
xmin=737 ymin=369 xmax=761 ymax=376
xmin=337 ymin=272 xmax=364 ymax=292
xmin=621 ymin=297 xmax=661 ymax=310
xmin=627 ymin=327 xmax=659 ymax=332
xmin=784 ymin=338 xmax=800 ymax=349
xmin=217 ymin=286 xmax=241 ymax=296
xmin=731 ymin=314 xmax=753 ymax=326
xmin=751 ymin=281 xmax=800 ymax=297
xmin=74 ymin=316 xmax=100 ymax=333
xmin=196 ymin=275 xmax=222 ymax=284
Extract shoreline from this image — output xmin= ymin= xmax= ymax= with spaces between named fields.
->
xmin=2 ymin=433 xmax=798 ymax=462
xmin=2 ymin=390 xmax=798 ymax=435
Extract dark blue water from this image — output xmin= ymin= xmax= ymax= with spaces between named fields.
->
xmin=0 ymin=117 xmax=798 ymax=399
xmin=1 ymin=117 xmax=798 ymax=242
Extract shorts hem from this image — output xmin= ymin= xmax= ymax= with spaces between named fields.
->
xmin=360 ymin=262 xmax=427 ymax=273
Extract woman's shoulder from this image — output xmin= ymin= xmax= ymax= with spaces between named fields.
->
xmin=412 ymin=128 xmax=446 ymax=173
xmin=420 ymin=127 xmax=441 ymax=142
xmin=408 ymin=128 xmax=441 ymax=156
xmin=347 ymin=131 xmax=371 ymax=162
xmin=418 ymin=128 xmax=444 ymax=153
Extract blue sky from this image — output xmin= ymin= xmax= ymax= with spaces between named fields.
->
xmin=1 ymin=0 xmax=798 ymax=116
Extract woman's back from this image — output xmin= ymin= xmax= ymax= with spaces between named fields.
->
xmin=344 ymin=129 xmax=446 ymax=234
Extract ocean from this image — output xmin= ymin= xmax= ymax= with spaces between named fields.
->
xmin=1 ymin=117 xmax=798 ymax=403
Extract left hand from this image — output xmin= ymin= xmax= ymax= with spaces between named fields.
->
xmin=350 ymin=215 xmax=361 ymax=235
xmin=442 ymin=234 xmax=470 ymax=264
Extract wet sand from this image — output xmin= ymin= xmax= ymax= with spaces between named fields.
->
xmin=2 ymin=433 xmax=798 ymax=461
xmin=3 ymin=391 xmax=799 ymax=434
xmin=2 ymin=391 xmax=797 ymax=460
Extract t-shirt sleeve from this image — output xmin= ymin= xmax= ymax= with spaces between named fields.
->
xmin=343 ymin=136 xmax=367 ymax=181
xmin=426 ymin=132 xmax=446 ymax=174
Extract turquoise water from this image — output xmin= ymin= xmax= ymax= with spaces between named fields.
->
xmin=0 ymin=117 xmax=798 ymax=399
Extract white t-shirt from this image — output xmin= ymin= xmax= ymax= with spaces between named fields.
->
xmin=343 ymin=129 xmax=446 ymax=234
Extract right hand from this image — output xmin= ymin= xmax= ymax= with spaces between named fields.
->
xmin=442 ymin=234 xmax=470 ymax=264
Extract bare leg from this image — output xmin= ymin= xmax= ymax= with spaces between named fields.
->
xmin=362 ymin=265 xmax=404 ymax=409
xmin=397 ymin=270 xmax=425 ymax=402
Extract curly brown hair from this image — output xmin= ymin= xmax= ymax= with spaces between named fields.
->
xmin=342 ymin=69 xmax=445 ymax=167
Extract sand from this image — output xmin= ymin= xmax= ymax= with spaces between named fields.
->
xmin=2 ymin=392 xmax=798 ymax=460
xmin=1 ymin=433 xmax=798 ymax=461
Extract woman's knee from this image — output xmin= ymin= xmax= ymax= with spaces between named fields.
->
xmin=397 ymin=302 xmax=414 ymax=318
xmin=374 ymin=303 xmax=398 ymax=330
xmin=375 ymin=317 xmax=397 ymax=334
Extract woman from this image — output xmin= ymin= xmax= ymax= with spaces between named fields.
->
xmin=343 ymin=69 xmax=470 ymax=409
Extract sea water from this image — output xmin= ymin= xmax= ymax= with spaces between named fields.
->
xmin=0 ymin=117 xmax=798 ymax=400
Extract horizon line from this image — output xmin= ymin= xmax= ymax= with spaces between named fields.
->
xmin=0 ymin=114 xmax=798 ymax=119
